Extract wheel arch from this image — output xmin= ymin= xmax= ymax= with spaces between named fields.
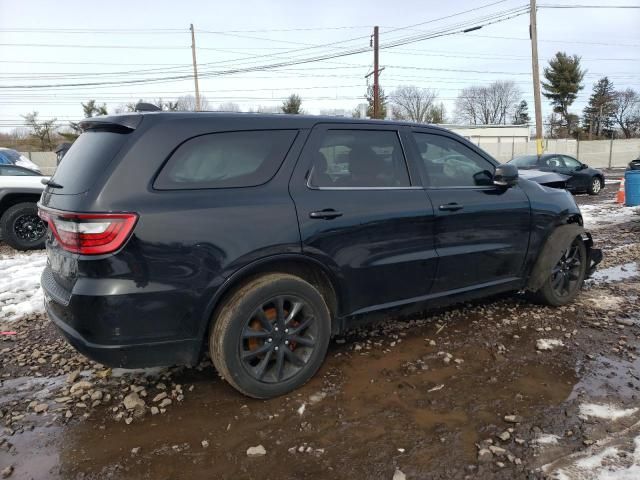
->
xmin=202 ymin=254 xmax=344 ymax=342
xmin=526 ymin=223 xmax=585 ymax=292
xmin=0 ymin=191 xmax=43 ymax=216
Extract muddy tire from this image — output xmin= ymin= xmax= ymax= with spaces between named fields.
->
xmin=530 ymin=237 xmax=587 ymax=307
xmin=587 ymin=176 xmax=603 ymax=195
xmin=209 ymin=273 xmax=331 ymax=399
xmin=0 ymin=202 xmax=47 ymax=251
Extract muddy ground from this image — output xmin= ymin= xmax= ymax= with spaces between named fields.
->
xmin=1 ymin=184 xmax=639 ymax=480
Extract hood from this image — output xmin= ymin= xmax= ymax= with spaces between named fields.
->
xmin=1 ymin=175 xmax=48 ymax=190
xmin=518 ymin=169 xmax=570 ymax=188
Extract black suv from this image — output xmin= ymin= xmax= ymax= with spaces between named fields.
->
xmin=39 ymin=113 xmax=601 ymax=399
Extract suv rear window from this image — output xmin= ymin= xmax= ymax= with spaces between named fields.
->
xmin=154 ymin=130 xmax=297 ymax=190
xmin=49 ymin=130 xmax=130 ymax=194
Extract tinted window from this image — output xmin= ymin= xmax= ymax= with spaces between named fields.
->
xmin=413 ymin=133 xmax=495 ymax=187
xmin=0 ymin=153 xmax=10 ymax=165
xmin=155 ymin=130 xmax=297 ymax=190
xmin=509 ymin=155 xmax=538 ymax=168
xmin=0 ymin=165 xmax=39 ymax=176
xmin=562 ymin=156 xmax=581 ymax=168
xmin=50 ymin=131 xmax=129 ymax=194
xmin=309 ymin=130 xmax=410 ymax=188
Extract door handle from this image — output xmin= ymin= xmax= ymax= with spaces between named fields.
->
xmin=439 ymin=203 xmax=464 ymax=212
xmin=309 ymin=209 xmax=343 ymax=220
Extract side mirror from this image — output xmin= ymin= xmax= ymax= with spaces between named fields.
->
xmin=579 ymin=163 xmax=588 ymax=170
xmin=494 ymin=164 xmax=519 ymax=187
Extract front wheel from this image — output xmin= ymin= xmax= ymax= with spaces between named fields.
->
xmin=588 ymin=177 xmax=603 ymax=195
xmin=531 ymin=238 xmax=587 ymax=306
xmin=209 ymin=273 xmax=331 ymax=399
xmin=0 ymin=202 xmax=47 ymax=251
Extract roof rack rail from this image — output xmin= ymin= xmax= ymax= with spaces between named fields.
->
xmin=135 ymin=102 xmax=161 ymax=112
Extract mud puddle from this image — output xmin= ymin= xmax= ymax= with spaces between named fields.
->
xmin=2 ymin=300 xmax=588 ymax=480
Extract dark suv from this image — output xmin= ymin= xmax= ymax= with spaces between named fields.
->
xmin=39 ymin=113 xmax=601 ymax=398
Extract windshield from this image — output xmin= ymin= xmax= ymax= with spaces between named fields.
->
xmin=509 ymin=155 xmax=539 ymax=168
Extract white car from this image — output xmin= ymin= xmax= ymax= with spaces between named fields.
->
xmin=0 ymin=147 xmax=42 ymax=174
xmin=0 ymin=164 xmax=48 ymax=250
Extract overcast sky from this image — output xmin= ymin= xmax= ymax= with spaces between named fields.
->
xmin=0 ymin=0 xmax=638 ymax=131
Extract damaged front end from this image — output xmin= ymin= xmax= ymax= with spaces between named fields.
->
xmin=518 ymin=169 xmax=571 ymax=189
xmin=582 ymin=232 xmax=603 ymax=279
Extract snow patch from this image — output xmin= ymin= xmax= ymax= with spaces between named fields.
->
xmin=536 ymin=434 xmax=561 ymax=445
xmin=590 ymin=263 xmax=639 ymax=283
xmin=536 ymin=338 xmax=564 ymax=351
xmin=0 ymin=251 xmax=47 ymax=322
xmin=579 ymin=403 xmax=639 ymax=421
xmin=551 ymin=436 xmax=640 ymax=480
xmin=580 ymin=203 xmax=639 ymax=229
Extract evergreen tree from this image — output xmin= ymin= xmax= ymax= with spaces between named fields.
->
xmin=82 ymin=100 xmax=108 ymax=117
xmin=513 ymin=100 xmax=531 ymax=125
xmin=62 ymin=100 xmax=109 ymax=142
xmin=365 ymin=85 xmax=387 ymax=119
xmin=281 ymin=94 xmax=303 ymax=114
xmin=582 ymin=77 xmax=616 ymax=139
xmin=542 ymin=52 xmax=585 ymax=136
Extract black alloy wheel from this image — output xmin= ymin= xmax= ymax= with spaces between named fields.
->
xmin=210 ymin=273 xmax=331 ymax=399
xmin=14 ymin=213 xmax=47 ymax=244
xmin=549 ymin=242 xmax=582 ymax=298
xmin=240 ymin=296 xmax=318 ymax=383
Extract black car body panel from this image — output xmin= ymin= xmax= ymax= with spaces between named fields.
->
xmin=39 ymin=113 xmax=601 ymax=368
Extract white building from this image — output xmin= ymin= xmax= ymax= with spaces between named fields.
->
xmin=440 ymin=124 xmax=531 ymax=144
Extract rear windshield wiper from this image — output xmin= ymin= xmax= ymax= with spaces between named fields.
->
xmin=42 ymin=178 xmax=63 ymax=189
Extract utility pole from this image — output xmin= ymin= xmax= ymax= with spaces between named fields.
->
xmin=373 ymin=26 xmax=380 ymax=119
xmin=190 ymin=24 xmax=201 ymax=112
xmin=529 ymin=0 xmax=543 ymax=157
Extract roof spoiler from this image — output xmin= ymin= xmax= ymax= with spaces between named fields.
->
xmin=79 ymin=114 xmax=143 ymax=132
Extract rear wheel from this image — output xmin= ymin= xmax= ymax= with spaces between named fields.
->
xmin=0 ymin=202 xmax=47 ymax=251
xmin=531 ymin=238 xmax=587 ymax=306
xmin=588 ymin=176 xmax=603 ymax=195
xmin=209 ymin=273 xmax=331 ymax=399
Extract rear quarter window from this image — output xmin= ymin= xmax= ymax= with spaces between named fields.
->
xmin=154 ymin=130 xmax=298 ymax=190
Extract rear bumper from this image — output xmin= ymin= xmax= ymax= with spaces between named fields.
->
xmin=42 ymin=268 xmax=202 ymax=368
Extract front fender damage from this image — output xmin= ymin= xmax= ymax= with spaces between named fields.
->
xmin=527 ymin=224 xmax=603 ymax=292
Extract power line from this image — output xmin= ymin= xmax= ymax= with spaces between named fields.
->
xmin=0 ymin=6 xmax=531 ymax=90
xmin=539 ymin=4 xmax=640 ymax=8
xmin=467 ymin=34 xmax=640 ymax=47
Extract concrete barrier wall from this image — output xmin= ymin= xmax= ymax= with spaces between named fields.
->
xmin=19 ymin=152 xmax=57 ymax=175
xmin=477 ymin=138 xmax=639 ymax=168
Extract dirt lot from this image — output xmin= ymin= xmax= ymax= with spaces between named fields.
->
xmin=1 ymin=184 xmax=639 ymax=480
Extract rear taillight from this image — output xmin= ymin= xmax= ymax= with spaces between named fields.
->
xmin=38 ymin=207 xmax=138 ymax=255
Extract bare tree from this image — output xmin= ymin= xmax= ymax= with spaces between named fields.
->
xmin=390 ymin=86 xmax=438 ymax=123
xmin=22 ymin=112 xmax=58 ymax=150
xmin=216 ymin=102 xmax=241 ymax=112
xmin=455 ymin=81 xmax=521 ymax=125
xmin=175 ymin=94 xmax=211 ymax=111
xmin=612 ymin=88 xmax=640 ymax=138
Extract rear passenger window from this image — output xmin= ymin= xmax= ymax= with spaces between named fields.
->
xmin=155 ymin=130 xmax=297 ymax=189
xmin=309 ymin=130 xmax=410 ymax=188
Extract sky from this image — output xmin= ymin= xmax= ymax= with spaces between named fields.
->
xmin=0 ymin=0 xmax=638 ymax=132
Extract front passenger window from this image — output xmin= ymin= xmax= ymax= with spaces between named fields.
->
xmin=309 ymin=130 xmax=410 ymax=188
xmin=412 ymin=133 xmax=495 ymax=187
